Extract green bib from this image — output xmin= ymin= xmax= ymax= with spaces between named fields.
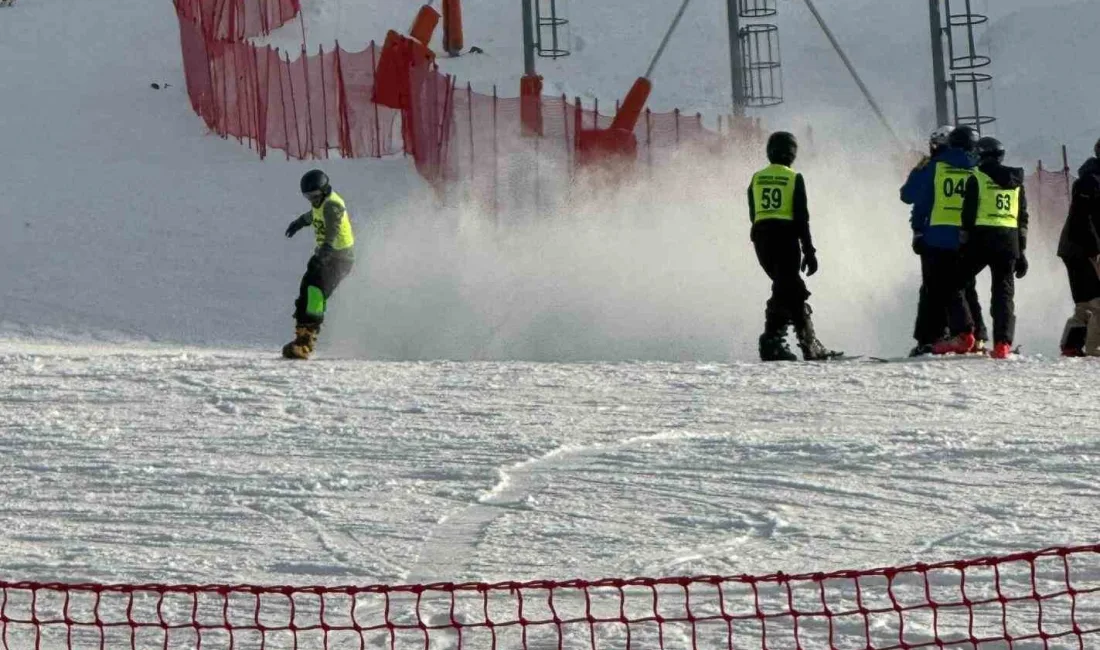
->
xmin=930 ymin=162 xmax=972 ymax=227
xmin=312 ymin=191 xmax=355 ymax=250
xmin=751 ymin=164 xmax=796 ymax=222
xmin=973 ymin=170 xmax=1019 ymax=229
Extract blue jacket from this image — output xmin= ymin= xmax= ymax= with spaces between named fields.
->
xmin=900 ymin=147 xmax=975 ymax=251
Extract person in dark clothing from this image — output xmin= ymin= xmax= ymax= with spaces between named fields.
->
xmin=282 ymin=169 xmax=356 ymax=359
xmin=959 ymin=137 xmax=1029 ymax=359
xmin=1057 ymin=138 xmax=1100 ymax=356
xmin=747 ymin=131 xmax=840 ymax=361
xmin=905 ymin=125 xmax=980 ymax=355
xmin=901 ymin=126 xmax=989 ymax=356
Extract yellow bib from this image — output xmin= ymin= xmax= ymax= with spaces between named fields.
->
xmin=312 ymin=191 xmax=355 ymax=250
xmin=751 ymin=164 xmax=796 ymax=222
xmin=973 ymin=170 xmax=1019 ymax=229
xmin=930 ymin=162 xmax=972 ymax=227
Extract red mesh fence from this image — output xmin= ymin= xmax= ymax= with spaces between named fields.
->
xmin=4 ymin=544 xmax=1100 ymax=649
xmin=1027 ymin=162 xmax=1075 ymax=248
xmin=171 ymin=0 xmax=1074 ymax=220
xmin=174 ymin=0 xmax=301 ymax=43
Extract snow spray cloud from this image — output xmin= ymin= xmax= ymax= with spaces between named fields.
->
xmin=324 ymin=110 xmax=1065 ymax=361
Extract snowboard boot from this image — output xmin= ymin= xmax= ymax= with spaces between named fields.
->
xmin=282 ymin=323 xmax=319 ymax=359
xmin=990 ymin=341 xmax=1013 ymax=359
xmin=759 ymin=332 xmax=797 ymax=362
xmin=931 ymin=331 xmax=975 ymax=355
xmin=908 ymin=343 xmax=934 ymax=357
xmin=759 ymin=302 xmax=796 ymax=361
xmin=794 ymin=304 xmax=842 ymax=361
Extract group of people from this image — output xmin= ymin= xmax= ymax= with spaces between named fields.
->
xmin=277 ymin=128 xmax=1100 ymax=363
xmin=747 ymin=126 xmax=1100 ymax=362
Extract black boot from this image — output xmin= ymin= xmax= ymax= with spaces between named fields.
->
xmin=794 ymin=304 xmax=841 ymax=361
xmin=758 ymin=302 xmax=796 ymax=361
xmin=759 ymin=332 xmax=797 ymax=361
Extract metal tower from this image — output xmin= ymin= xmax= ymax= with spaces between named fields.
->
xmin=726 ymin=0 xmax=783 ymax=115
xmin=930 ymin=0 xmax=995 ymax=132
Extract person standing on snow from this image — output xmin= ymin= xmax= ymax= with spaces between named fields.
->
xmin=1057 ymin=138 xmax=1100 ymax=356
xmin=907 ymin=125 xmax=982 ymax=355
xmin=901 ymin=125 xmax=988 ymax=356
xmin=747 ymin=131 xmax=840 ymax=362
xmin=282 ymin=170 xmax=356 ymax=359
xmin=959 ymin=137 xmax=1029 ymax=359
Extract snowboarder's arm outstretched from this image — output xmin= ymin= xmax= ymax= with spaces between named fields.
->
xmin=285 ymin=212 xmax=311 ymax=238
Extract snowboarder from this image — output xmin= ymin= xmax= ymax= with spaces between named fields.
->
xmin=960 ymin=136 xmax=1029 ymax=359
xmin=903 ymin=125 xmax=981 ymax=355
xmin=1057 ymin=137 xmax=1100 ymax=356
xmin=748 ymin=131 xmax=839 ymax=361
xmin=901 ymin=125 xmax=988 ymax=356
xmin=282 ymin=170 xmax=356 ymax=359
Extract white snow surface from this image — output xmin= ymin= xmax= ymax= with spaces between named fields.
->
xmin=2 ymin=340 xmax=1099 ymax=591
xmin=1 ymin=0 xmax=1100 ymax=622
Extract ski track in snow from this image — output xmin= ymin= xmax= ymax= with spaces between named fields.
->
xmin=2 ymin=340 xmax=1099 ymax=592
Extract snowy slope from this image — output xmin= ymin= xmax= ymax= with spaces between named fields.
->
xmin=3 ymin=343 xmax=1098 ymax=589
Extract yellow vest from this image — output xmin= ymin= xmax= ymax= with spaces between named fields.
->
xmin=751 ymin=164 xmax=796 ymax=222
xmin=312 ymin=191 xmax=355 ymax=250
xmin=973 ymin=170 xmax=1020 ymax=229
xmin=930 ymin=162 xmax=972 ymax=227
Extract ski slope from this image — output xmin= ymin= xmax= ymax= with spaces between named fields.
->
xmin=3 ymin=341 xmax=1099 ymax=590
xmin=1 ymin=0 xmax=1099 ymax=629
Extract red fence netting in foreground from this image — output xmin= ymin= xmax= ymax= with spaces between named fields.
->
xmin=3 ymin=544 xmax=1100 ymax=649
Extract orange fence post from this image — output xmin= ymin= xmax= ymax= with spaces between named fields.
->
xmin=409 ymin=4 xmax=440 ymax=45
xmin=442 ymin=0 xmax=464 ymax=55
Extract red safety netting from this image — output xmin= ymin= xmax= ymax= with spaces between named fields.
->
xmin=3 ymin=544 xmax=1100 ymax=649
xmin=1027 ymin=162 xmax=1076 ymax=247
xmin=174 ymin=0 xmax=300 ymax=43
xmin=171 ymin=0 xmax=1074 ymax=220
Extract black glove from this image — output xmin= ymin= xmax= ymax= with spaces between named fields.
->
xmin=1015 ymin=253 xmax=1029 ymax=279
xmin=285 ymin=217 xmax=307 ymax=238
xmin=801 ymin=249 xmax=819 ymax=276
xmin=911 ymin=232 xmax=925 ymax=255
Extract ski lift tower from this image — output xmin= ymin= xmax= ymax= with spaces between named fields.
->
xmin=726 ymin=0 xmax=783 ymax=116
xmin=928 ymin=0 xmax=995 ymax=132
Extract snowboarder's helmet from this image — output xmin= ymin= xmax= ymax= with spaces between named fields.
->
xmin=976 ymin=136 xmax=1005 ymax=163
xmin=929 ymin=125 xmax=953 ymax=152
xmin=766 ymin=131 xmax=798 ymax=165
xmin=300 ymin=169 xmax=331 ymax=196
xmin=948 ymin=125 xmax=978 ymax=152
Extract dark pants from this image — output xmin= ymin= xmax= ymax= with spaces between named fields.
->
xmin=294 ymin=250 xmax=354 ymax=326
xmin=922 ymin=249 xmax=974 ymax=337
xmin=964 ymin=250 xmax=1017 ymax=343
xmin=1063 ymin=256 xmax=1100 ymax=303
xmin=914 ymin=253 xmax=987 ymax=345
xmin=753 ymin=234 xmax=809 ymax=334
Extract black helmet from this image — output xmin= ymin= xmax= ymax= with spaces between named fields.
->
xmin=976 ymin=136 xmax=1005 ymax=163
xmin=948 ymin=125 xmax=978 ymax=152
xmin=300 ymin=169 xmax=331 ymax=195
xmin=766 ymin=131 xmax=798 ymax=166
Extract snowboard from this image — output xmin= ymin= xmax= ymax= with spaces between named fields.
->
xmin=869 ymin=346 xmax=1022 ymax=363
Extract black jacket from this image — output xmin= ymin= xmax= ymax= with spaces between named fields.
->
xmin=747 ymin=173 xmax=815 ymax=254
xmin=961 ymin=161 xmax=1029 ymax=258
xmin=1058 ymin=158 xmax=1100 ymax=259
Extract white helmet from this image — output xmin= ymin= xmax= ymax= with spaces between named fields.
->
xmin=929 ymin=125 xmax=953 ymax=150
